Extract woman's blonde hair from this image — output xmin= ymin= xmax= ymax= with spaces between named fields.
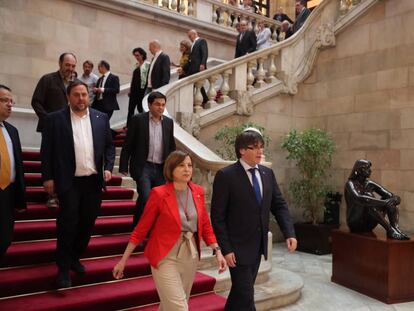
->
xmin=180 ymin=40 xmax=192 ymax=54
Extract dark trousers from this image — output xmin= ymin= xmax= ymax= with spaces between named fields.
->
xmin=56 ymin=175 xmax=101 ymax=270
xmin=225 ymin=257 xmax=261 ymax=311
xmin=0 ymin=184 xmax=15 ymax=263
xmin=127 ymin=92 xmax=144 ymax=127
xmin=133 ymin=162 xmax=165 ymax=227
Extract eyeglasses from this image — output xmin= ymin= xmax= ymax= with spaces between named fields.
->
xmin=0 ymin=97 xmax=15 ymax=106
xmin=246 ymin=146 xmax=264 ymax=150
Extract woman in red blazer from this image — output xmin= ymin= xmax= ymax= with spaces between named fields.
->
xmin=113 ymin=150 xmax=226 ymax=310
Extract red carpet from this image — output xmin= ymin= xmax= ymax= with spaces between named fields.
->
xmin=13 ymin=215 xmax=133 ymax=241
xmin=16 ymin=200 xmax=136 ymax=221
xmin=0 ymin=149 xmax=225 ymax=310
xmin=24 ymin=173 xmax=123 ymax=186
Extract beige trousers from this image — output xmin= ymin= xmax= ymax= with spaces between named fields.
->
xmin=151 ymin=232 xmax=199 ymax=311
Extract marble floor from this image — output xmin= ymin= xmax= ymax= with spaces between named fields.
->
xmin=270 ymin=243 xmax=414 ymax=311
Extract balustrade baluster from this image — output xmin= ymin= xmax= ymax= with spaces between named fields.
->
xmin=226 ymin=10 xmax=232 ymax=27
xmin=206 ymin=75 xmax=218 ymax=109
xmin=153 ymin=0 xmax=158 ymax=6
xmin=339 ymin=0 xmax=349 ymax=15
xmin=171 ymin=0 xmax=177 ymax=11
xmin=218 ymin=8 xmax=225 ymax=25
xmin=232 ymin=16 xmax=239 ymax=29
xmin=253 ymin=20 xmax=259 ymax=33
xmin=271 ymin=26 xmax=278 ymax=42
xmin=212 ymin=5 xmax=218 ymax=23
xmin=219 ymin=70 xmax=231 ymax=103
xmin=161 ymin=0 xmax=169 ymax=9
xmin=194 ymin=80 xmax=204 ymax=113
xmin=254 ymin=58 xmax=266 ymax=88
xmin=266 ymin=53 xmax=278 ymax=83
xmin=246 ymin=60 xmax=256 ymax=91
xmin=179 ymin=0 xmax=186 ymax=13
xmin=188 ymin=0 xmax=194 ymax=16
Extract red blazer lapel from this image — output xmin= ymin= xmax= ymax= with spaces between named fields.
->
xmin=164 ymin=182 xmax=181 ymax=229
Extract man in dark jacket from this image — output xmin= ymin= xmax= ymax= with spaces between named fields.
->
xmin=0 ymin=85 xmax=26 ymax=264
xmin=92 ymin=60 xmax=120 ymax=120
xmin=235 ymin=20 xmax=257 ymax=58
xmin=211 ymin=128 xmax=296 ymax=311
xmin=119 ymin=92 xmax=176 ymax=226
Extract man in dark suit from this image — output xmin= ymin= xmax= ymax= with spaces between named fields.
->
xmin=293 ymin=0 xmax=311 ymax=33
xmin=0 ymin=85 xmax=26 ymax=264
xmin=119 ymin=91 xmax=176 ymax=226
xmin=146 ymin=40 xmax=171 ymax=93
xmin=93 ymin=60 xmax=120 ymax=120
xmin=31 ymin=52 xmax=77 ymax=133
xmin=183 ymin=29 xmax=208 ymax=75
xmin=32 ymin=52 xmax=77 ymax=209
xmin=182 ymin=29 xmax=209 ymax=103
xmin=41 ymin=80 xmax=115 ymax=288
xmin=235 ymin=20 xmax=257 ymax=58
xmin=211 ymin=128 xmax=297 ymax=311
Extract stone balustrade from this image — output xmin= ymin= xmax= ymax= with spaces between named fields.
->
xmin=159 ymin=0 xmax=374 ymax=141
xmin=138 ymin=0 xmax=196 ymax=16
xmin=134 ymin=0 xmax=280 ymax=38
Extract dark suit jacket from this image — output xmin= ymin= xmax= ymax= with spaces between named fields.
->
xmin=183 ymin=38 xmax=208 ymax=76
xmin=235 ymin=30 xmax=257 ymax=58
xmin=129 ymin=66 xmax=145 ymax=109
xmin=211 ymin=161 xmax=295 ymax=265
xmin=93 ymin=73 xmax=120 ymax=112
xmin=3 ymin=121 xmax=26 ymax=210
xmin=148 ymin=53 xmax=171 ymax=89
xmin=31 ymin=71 xmax=68 ymax=132
xmin=119 ymin=112 xmax=176 ymax=181
xmin=40 ymin=107 xmax=115 ymax=195
xmin=293 ymin=7 xmax=311 ymax=33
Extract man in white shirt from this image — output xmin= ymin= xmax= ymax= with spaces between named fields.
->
xmin=41 ymin=80 xmax=115 ymax=288
xmin=78 ymin=60 xmax=98 ymax=104
xmin=92 ymin=60 xmax=120 ymax=120
xmin=146 ymin=40 xmax=171 ymax=93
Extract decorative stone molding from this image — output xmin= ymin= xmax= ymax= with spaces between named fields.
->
xmin=235 ymin=90 xmax=254 ymax=116
xmin=277 ymin=71 xmax=298 ymax=95
xmin=176 ymin=111 xmax=201 ymax=138
xmin=316 ymin=23 xmax=335 ymax=48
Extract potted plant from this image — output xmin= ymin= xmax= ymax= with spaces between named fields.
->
xmin=281 ymin=128 xmax=338 ymax=255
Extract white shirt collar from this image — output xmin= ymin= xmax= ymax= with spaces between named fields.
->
xmin=70 ymin=107 xmax=90 ymax=119
xmin=239 ymin=158 xmax=259 ymax=172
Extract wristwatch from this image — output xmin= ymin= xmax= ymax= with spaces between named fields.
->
xmin=212 ymin=246 xmax=221 ymax=256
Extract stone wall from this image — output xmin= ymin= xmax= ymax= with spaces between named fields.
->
xmin=0 ymin=0 xmax=235 ymax=109
xmin=199 ymin=0 xmax=414 ymax=231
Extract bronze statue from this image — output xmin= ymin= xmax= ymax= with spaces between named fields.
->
xmin=345 ymin=159 xmax=409 ymax=240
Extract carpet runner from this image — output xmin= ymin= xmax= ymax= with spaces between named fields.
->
xmin=0 ymin=147 xmax=226 ymax=310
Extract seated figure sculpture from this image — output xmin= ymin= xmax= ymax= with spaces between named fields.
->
xmin=345 ymin=159 xmax=409 ymax=240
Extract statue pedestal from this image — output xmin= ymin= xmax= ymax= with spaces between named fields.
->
xmin=331 ymin=228 xmax=414 ymax=304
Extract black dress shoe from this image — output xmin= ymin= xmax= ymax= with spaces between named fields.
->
xmin=70 ymin=261 xmax=86 ymax=274
xmin=57 ymin=269 xmax=72 ymax=288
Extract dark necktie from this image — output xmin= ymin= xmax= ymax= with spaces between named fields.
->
xmin=248 ymin=168 xmax=262 ymax=204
